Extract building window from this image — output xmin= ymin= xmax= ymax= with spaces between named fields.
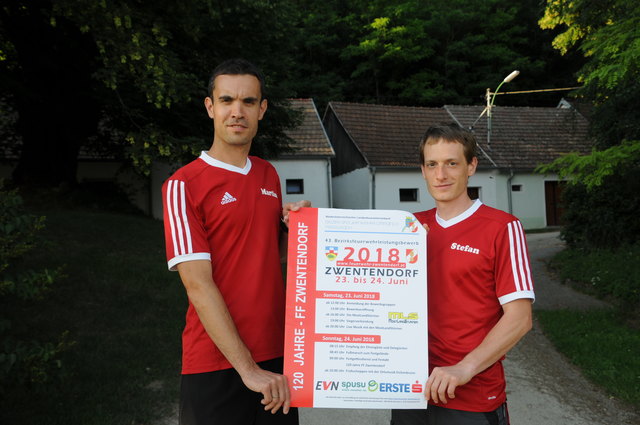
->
xmin=512 ymin=184 xmax=522 ymax=192
xmin=468 ymin=187 xmax=480 ymax=200
xmin=286 ymin=179 xmax=304 ymax=194
xmin=399 ymin=188 xmax=418 ymax=202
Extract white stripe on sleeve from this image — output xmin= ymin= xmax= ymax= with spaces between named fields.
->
xmin=513 ymin=221 xmax=528 ymax=290
xmin=515 ymin=221 xmax=534 ymax=291
xmin=508 ymin=222 xmax=523 ymax=291
xmin=171 ymin=180 xmax=186 ymax=255
xmin=166 ymin=180 xmax=179 ymax=257
xmin=179 ymin=181 xmax=193 ymax=254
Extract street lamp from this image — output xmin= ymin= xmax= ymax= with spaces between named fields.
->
xmin=470 ymin=70 xmax=520 ymax=150
xmin=486 ymin=70 xmax=519 ymax=150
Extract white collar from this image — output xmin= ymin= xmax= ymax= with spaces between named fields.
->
xmin=436 ymin=199 xmax=482 ymax=228
xmin=199 ymin=151 xmax=252 ymax=175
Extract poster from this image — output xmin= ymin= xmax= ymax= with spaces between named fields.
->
xmin=284 ymin=208 xmax=428 ymax=409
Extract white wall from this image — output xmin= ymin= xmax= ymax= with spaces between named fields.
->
xmin=332 ymin=167 xmax=370 ymax=209
xmin=473 ymin=171 xmax=559 ymax=229
xmin=367 ymin=168 xmax=551 ymax=230
xmin=373 ymin=169 xmax=433 ymax=213
xmin=510 ymin=174 xmax=546 ymax=229
xmin=270 ymin=158 xmax=332 ymax=208
xmin=468 ymin=170 xmax=500 ymax=207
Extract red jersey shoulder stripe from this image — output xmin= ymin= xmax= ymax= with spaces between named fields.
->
xmin=507 ymin=220 xmax=533 ymax=292
xmin=167 ymin=179 xmax=193 ymax=256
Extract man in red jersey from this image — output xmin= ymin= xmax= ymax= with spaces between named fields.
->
xmin=162 ymin=58 xmax=306 ymax=425
xmin=391 ymin=123 xmax=534 ymax=425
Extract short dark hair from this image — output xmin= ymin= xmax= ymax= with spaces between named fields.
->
xmin=419 ymin=123 xmax=477 ymax=165
xmin=207 ymin=58 xmax=266 ymax=100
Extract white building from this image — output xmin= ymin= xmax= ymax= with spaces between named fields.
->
xmin=269 ymin=98 xmax=335 ymax=208
xmin=323 ymin=101 xmax=591 ymax=229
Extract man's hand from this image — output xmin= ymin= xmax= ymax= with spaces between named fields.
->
xmin=240 ymin=366 xmax=292 ymax=414
xmin=425 ymin=300 xmax=533 ymax=404
xmin=282 ymin=200 xmax=311 ymax=227
xmin=424 ymin=363 xmax=474 ymax=404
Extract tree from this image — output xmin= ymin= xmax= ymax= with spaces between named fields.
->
xmin=540 ymin=0 xmax=640 ymax=146
xmin=538 ymin=0 xmax=640 ymax=248
xmin=337 ymin=0 xmax=580 ymax=106
xmin=0 ymin=0 xmax=301 ymax=186
xmin=283 ymin=0 xmax=581 ymax=109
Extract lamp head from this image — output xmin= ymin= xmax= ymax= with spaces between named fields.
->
xmin=503 ymin=70 xmax=520 ymax=83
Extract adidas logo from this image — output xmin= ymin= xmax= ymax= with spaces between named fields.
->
xmin=220 ymin=192 xmax=237 ymax=205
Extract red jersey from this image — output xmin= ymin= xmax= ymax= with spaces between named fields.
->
xmin=162 ymin=152 xmax=286 ymax=374
xmin=414 ymin=200 xmax=534 ymax=412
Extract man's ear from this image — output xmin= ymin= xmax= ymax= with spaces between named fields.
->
xmin=258 ymin=98 xmax=268 ymax=120
xmin=204 ymin=97 xmax=214 ymax=119
xmin=467 ymin=157 xmax=478 ymax=177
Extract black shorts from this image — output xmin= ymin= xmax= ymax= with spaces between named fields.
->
xmin=391 ymin=403 xmax=509 ymax=425
xmin=179 ymin=357 xmax=299 ymax=425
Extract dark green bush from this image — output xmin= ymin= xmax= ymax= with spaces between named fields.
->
xmin=0 ymin=187 xmax=68 ymax=394
xmin=559 ymin=165 xmax=640 ymax=249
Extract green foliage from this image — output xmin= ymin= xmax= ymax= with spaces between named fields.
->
xmin=539 ymin=0 xmax=640 ymax=249
xmin=0 ymin=186 xmax=67 ymax=393
xmin=540 ymin=0 xmax=640 ymax=91
xmin=539 ymin=0 xmax=640 ymax=144
xmin=536 ymin=140 xmax=640 ymax=189
xmin=536 ymin=309 xmax=640 ymax=407
xmin=554 ymin=169 xmax=640 ymax=249
xmin=1 ymin=0 xmax=302 ymax=180
xmin=550 ymin=245 xmax=640 ymax=314
xmin=335 ymin=0 xmax=574 ymax=106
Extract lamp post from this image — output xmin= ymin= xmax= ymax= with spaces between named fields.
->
xmin=485 ymin=70 xmax=519 ymax=150
xmin=466 ymin=70 xmax=520 ymax=214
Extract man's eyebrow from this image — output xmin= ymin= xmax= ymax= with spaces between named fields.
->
xmin=424 ymin=158 xmax=458 ymax=163
xmin=242 ymin=96 xmax=259 ymax=102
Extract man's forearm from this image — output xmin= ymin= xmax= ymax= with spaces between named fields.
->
xmin=182 ymin=267 xmax=257 ymax=374
xmin=458 ymin=298 xmax=533 ymax=377
xmin=425 ymin=298 xmax=532 ymax=404
xmin=176 ymin=260 xmax=292 ymax=414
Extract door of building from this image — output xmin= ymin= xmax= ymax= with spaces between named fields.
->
xmin=544 ymin=181 xmax=565 ymax=226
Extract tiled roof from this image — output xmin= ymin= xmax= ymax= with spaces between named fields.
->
xmin=326 ymin=101 xmax=592 ymax=170
xmin=281 ymin=99 xmax=334 ymax=157
xmin=327 ymin=102 xmax=451 ymax=167
xmin=558 ymin=98 xmax=593 ymax=120
xmin=445 ymin=105 xmax=592 ymax=170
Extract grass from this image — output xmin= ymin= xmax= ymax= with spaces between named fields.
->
xmin=538 ymin=243 xmax=640 ymax=410
xmin=550 ymin=244 xmax=640 ymax=316
xmin=1 ymin=201 xmax=185 ymax=425
xmin=536 ymin=309 xmax=640 ymax=408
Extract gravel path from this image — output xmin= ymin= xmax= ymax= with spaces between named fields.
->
xmin=158 ymin=232 xmax=640 ymax=424
xmin=502 ymin=232 xmax=638 ymax=425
